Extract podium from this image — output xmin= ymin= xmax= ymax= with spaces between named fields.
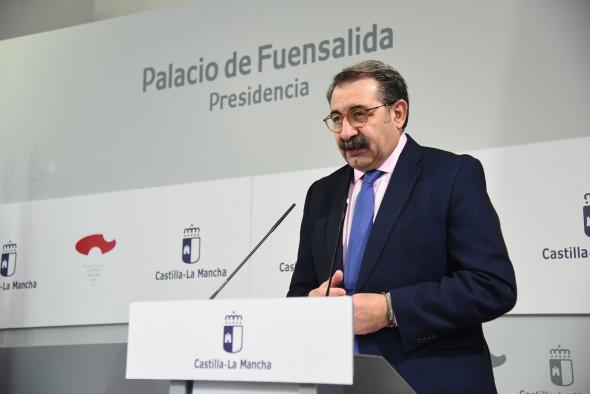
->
xmin=126 ymin=298 xmax=415 ymax=394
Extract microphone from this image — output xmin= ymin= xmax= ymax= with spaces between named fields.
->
xmin=325 ymin=200 xmax=348 ymax=296
xmin=209 ymin=203 xmax=296 ymax=299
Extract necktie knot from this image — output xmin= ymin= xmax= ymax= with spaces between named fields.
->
xmin=362 ymin=170 xmax=383 ymax=186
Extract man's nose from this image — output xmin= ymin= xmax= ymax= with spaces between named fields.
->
xmin=340 ymin=116 xmax=358 ymax=140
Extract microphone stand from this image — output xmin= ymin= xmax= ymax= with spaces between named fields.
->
xmin=209 ymin=203 xmax=296 ymax=300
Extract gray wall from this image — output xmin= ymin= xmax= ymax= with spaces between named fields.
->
xmin=0 ymin=343 xmax=168 ymax=394
xmin=0 ymin=0 xmax=189 ymax=40
xmin=1 ymin=5 xmax=179 ymax=394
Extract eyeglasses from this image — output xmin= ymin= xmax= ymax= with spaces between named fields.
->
xmin=322 ymin=103 xmax=391 ymax=133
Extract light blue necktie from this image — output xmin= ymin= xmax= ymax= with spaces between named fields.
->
xmin=344 ymin=170 xmax=383 ymax=354
xmin=344 ymin=169 xmax=383 ymax=295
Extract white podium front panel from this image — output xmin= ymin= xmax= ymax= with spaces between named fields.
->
xmin=126 ymin=297 xmax=353 ymax=385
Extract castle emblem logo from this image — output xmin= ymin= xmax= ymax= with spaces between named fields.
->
xmin=223 ymin=311 xmax=243 ymax=353
xmin=1 ymin=242 xmax=17 ymax=277
xmin=583 ymin=193 xmax=590 ymax=238
xmin=182 ymin=225 xmax=201 ymax=264
xmin=549 ymin=345 xmax=574 ymax=387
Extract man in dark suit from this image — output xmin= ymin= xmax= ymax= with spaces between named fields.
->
xmin=287 ymin=60 xmax=516 ymax=393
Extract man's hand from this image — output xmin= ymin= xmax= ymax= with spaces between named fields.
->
xmin=352 ymin=293 xmax=388 ymax=335
xmin=308 ymin=270 xmax=346 ymax=297
xmin=308 ymin=272 xmax=388 ymax=334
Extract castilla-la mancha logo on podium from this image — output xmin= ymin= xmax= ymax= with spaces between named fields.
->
xmin=223 ymin=311 xmax=243 ymax=353
xmin=549 ymin=345 xmax=574 ymax=387
xmin=1 ymin=242 xmax=17 ymax=277
xmin=182 ymin=225 xmax=201 ymax=264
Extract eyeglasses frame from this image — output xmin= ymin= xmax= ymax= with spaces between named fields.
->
xmin=322 ymin=101 xmax=396 ymax=133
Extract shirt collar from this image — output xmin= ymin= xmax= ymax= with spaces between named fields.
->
xmin=353 ymin=132 xmax=408 ymax=183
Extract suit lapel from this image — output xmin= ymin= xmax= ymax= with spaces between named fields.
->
xmin=326 ymin=166 xmax=353 ymax=272
xmin=356 ymin=135 xmax=423 ymax=291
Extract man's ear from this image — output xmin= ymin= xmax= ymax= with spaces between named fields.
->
xmin=391 ymin=100 xmax=408 ymax=130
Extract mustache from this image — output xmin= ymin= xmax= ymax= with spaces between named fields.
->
xmin=339 ymin=135 xmax=369 ymax=151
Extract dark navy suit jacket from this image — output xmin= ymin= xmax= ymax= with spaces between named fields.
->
xmin=287 ymin=135 xmax=517 ymax=393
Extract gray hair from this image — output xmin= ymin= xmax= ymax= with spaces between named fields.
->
xmin=326 ymin=60 xmax=409 ymax=130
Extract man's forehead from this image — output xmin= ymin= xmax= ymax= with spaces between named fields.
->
xmin=330 ymin=78 xmax=380 ymax=110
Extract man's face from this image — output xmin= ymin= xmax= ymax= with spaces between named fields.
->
xmin=330 ymin=78 xmax=402 ymax=171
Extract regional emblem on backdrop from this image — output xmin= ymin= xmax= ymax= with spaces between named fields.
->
xmin=1 ymin=242 xmax=17 ymax=277
xmin=223 ymin=311 xmax=243 ymax=353
xmin=182 ymin=225 xmax=201 ymax=264
xmin=549 ymin=345 xmax=574 ymax=387
xmin=74 ymin=233 xmax=117 ymax=285
xmin=583 ymin=193 xmax=590 ymax=237
xmin=75 ymin=234 xmax=117 ymax=255
xmin=490 ymin=352 xmax=507 ymax=368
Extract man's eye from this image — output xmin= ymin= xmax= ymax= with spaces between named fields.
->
xmin=350 ymin=109 xmax=367 ymax=122
xmin=331 ymin=114 xmax=342 ymax=123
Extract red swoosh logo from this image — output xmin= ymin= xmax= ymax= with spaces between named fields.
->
xmin=75 ymin=234 xmax=116 ymax=255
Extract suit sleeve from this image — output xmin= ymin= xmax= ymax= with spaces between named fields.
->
xmin=389 ymin=156 xmax=517 ymax=352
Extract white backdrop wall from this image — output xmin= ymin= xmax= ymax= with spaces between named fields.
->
xmin=1 ymin=1 xmax=589 ymax=393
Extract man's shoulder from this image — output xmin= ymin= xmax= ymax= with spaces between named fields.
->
xmin=304 ymin=165 xmax=351 ymax=205
xmin=409 ymin=135 xmax=480 ymax=170
xmin=317 ymin=164 xmax=351 ymax=183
